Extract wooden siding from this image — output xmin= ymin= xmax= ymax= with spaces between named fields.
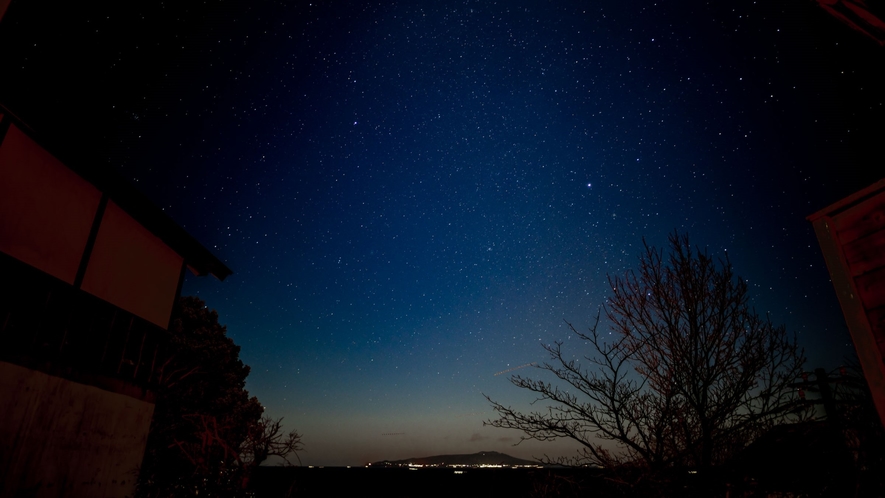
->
xmin=809 ymin=178 xmax=885 ymax=428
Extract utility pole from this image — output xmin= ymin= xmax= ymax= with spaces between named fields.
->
xmin=793 ymin=366 xmax=868 ymax=423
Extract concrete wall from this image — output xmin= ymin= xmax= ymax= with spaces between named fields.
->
xmin=0 ymin=361 xmax=155 ymax=498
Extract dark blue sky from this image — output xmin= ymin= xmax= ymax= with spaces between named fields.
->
xmin=1 ymin=0 xmax=881 ymax=466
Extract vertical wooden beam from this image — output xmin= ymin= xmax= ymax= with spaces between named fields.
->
xmin=166 ymin=259 xmax=188 ymax=331
xmin=117 ymin=316 xmax=134 ymax=375
xmin=73 ymin=194 xmax=109 ymax=289
xmin=100 ymin=310 xmax=117 ymax=365
xmin=147 ymin=343 xmax=159 ymax=384
xmin=133 ymin=324 xmax=147 ymax=380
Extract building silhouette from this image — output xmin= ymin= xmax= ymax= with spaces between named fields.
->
xmin=0 ymin=107 xmax=231 ymax=495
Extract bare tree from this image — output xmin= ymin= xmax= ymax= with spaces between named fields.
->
xmin=136 ymin=298 xmax=303 ymax=497
xmin=485 ymin=232 xmax=806 ymax=472
xmin=242 ymin=415 xmax=304 ymax=467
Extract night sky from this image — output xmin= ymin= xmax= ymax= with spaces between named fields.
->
xmin=1 ymin=0 xmax=882 ymax=466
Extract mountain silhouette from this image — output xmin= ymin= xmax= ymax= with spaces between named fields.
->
xmin=372 ymin=451 xmax=539 ymax=467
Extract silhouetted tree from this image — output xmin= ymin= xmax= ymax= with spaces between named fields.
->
xmin=136 ymin=296 xmax=301 ymax=497
xmin=825 ymin=360 xmax=885 ymax=494
xmin=486 ymin=233 xmax=805 ymax=476
xmin=242 ymin=415 xmax=304 ymax=467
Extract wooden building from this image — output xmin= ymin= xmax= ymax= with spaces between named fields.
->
xmin=808 ymin=178 xmax=885 ymax=428
xmin=0 ymin=108 xmax=231 ymax=496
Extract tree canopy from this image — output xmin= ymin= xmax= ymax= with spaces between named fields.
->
xmin=486 ymin=233 xmax=806 ymax=473
xmin=137 ymin=296 xmax=301 ymax=497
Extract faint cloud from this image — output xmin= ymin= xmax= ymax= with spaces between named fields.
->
xmin=469 ymin=433 xmax=488 ymax=442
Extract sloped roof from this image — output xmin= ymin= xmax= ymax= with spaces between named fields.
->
xmin=0 ymin=104 xmax=232 ymax=280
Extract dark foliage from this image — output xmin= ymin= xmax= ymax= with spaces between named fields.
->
xmin=242 ymin=415 xmax=304 ymax=468
xmin=826 ymin=361 xmax=885 ymax=495
xmin=486 ymin=233 xmax=806 ymax=479
xmin=136 ymin=296 xmax=300 ymax=497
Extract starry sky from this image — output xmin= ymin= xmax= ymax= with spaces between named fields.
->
xmin=1 ymin=0 xmax=882 ymax=466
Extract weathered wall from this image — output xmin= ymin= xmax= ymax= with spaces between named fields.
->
xmin=0 ymin=361 xmax=154 ymax=498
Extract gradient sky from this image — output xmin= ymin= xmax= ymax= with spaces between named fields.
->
xmin=1 ymin=0 xmax=882 ymax=466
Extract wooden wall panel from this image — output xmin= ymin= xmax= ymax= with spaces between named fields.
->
xmin=809 ymin=178 xmax=885 ymax=429
xmin=855 ymin=267 xmax=885 ymax=311
xmin=843 ymin=229 xmax=885 ymax=277
xmin=80 ymin=201 xmax=183 ymax=328
xmin=833 ymin=194 xmax=885 ymax=244
xmin=0 ymin=124 xmax=101 ymax=284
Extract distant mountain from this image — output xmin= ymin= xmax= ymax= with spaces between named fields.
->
xmin=372 ymin=451 xmax=539 ymax=467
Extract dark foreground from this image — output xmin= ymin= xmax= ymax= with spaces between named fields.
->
xmin=251 ymin=466 xmax=607 ymax=498
xmin=250 ymin=463 xmax=879 ymax=498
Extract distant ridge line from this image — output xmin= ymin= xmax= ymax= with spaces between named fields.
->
xmin=372 ymin=451 xmax=539 ymax=467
